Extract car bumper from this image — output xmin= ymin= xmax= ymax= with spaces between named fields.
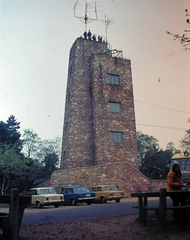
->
xmin=43 ymin=200 xmax=64 ymax=204
xmin=108 ymin=196 xmax=124 ymax=199
xmin=78 ymin=197 xmax=96 ymax=201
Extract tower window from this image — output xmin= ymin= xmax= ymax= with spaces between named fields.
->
xmin=110 ymin=132 xmax=124 ymax=142
xmin=109 ymin=102 xmax=122 ymax=113
xmin=108 ymin=74 xmax=120 ymax=85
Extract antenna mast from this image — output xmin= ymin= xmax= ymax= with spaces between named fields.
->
xmin=73 ymin=0 xmax=98 ymax=32
xmin=102 ymin=15 xmax=114 ymax=43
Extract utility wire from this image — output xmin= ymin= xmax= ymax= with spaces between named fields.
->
xmin=135 ymin=100 xmax=190 ymax=114
xmin=136 ymin=123 xmax=186 ymax=131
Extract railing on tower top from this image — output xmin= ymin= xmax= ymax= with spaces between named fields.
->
xmin=82 ymin=32 xmax=123 ymax=58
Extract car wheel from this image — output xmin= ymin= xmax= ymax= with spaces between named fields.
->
xmin=54 ymin=204 xmax=59 ymax=208
xmin=87 ymin=201 xmax=91 ymax=205
xmin=115 ymin=199 xmax=120 ymax=203
xmin=71 ymin=199 xmax=77 ymax=206
xmin=100 ymin=197 xmax=106 ymax=204
xmin=36 ymin=201 xmax=42 ymax=208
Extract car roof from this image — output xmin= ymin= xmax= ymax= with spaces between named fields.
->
xmin=66 ymin=186 xmax=87 ymax=188
xmin=30 ymin=187 xmax=54 ymax=190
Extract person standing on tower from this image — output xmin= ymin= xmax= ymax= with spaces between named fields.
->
xmin=87 ymin=30 xmax=91 ymax=40
xmin=83 ymin=31 xmax=87 ymax=40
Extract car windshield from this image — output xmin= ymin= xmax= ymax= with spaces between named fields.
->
xmin=171 ymin=159 xmax=190 ymax=171
xmin=104 ymin=186 xmax=118 ymax=191
xmin=73 ymin=187 xmax=89 ymax=193
xmin=39 ymin=188 xmax=56 ymax=194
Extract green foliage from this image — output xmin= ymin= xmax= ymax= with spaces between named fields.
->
xmin=137 ymin=131 xmax=159 ymax=164
xmin=19 ymin=129 xmax=61 ymax=190
xmin=41 ymin=153 xmax=59 ymax=178
xmin=0 ymin=146 xmax=29 ymax=175
xmin=22 ymin=129 xmax=41 ymax=158
xmin=180 ymin=118 xmax=190 ymax=151
xmin=137 ymin=131 xmax=178 ymax=180
xmin=0 ymin=115 xmax=22 ymax=153
xmin=0 ymin=115 xmax=30 ymax=193
xmin=0 ymin=145 xmax=29 ymax=193
xmin=139 ymin=150 xmax=172 ymax=180
xmin=0 ymin=121 xmax=8 ymax=145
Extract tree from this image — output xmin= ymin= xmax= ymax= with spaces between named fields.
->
xmin=35 ymin=138 xmax=61 ymax=166
xmin=0 ymin=121 xmax=8 ymax=146
xmin=21 ymin=129 xmax=41 ymax=159
xmin=0 ymin=145 xmax=29 ymax=194
xmin=167 ymin=9 xmax=190 ymax=51
xmin=140 ymin=149 xmax=172 ymax=179
xmin=41 ymin=153 xmax=59 ymax=178
xmin=180 ymin=118 xmax=190 ymax=151
xmin=136 ymin=131 xmax=159 ymax=165
xmin=21 ymin=130 xmax=61 ymax=189
xmin=0 ymin=116 xmax=27 ymax=193
xmin=137 ymin=131 xmax=176 ymax=179
xmin=166 ymin=141 xmax=180 ymax=155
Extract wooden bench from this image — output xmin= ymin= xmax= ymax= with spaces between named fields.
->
xmin=133 ymin=183 xmax=152 ymax=192
xmin=0 ymin=188 xmax=31 ymax=240
xmin=159 ymin=188 xmax=190 ymax=228
xmin=131 ymin=189 xmax=190 ymax=228
xmin=142 ymin=206 xmax=159 ymax=226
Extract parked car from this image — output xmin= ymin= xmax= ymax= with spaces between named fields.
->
xmin=91 ymin=185 xmax=125 ymax=203
xmin=29 ymin=187 xmax=64 ymax=208
xmin=63 ymin=186 xmax=96 ymax=206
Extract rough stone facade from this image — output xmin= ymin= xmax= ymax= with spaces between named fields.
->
xmin=51 ymin=161 xmax=167 ymax=196
xmin=50 ymin=37 xmax=165 ymax=194
xmin=60 ymin=37 xmax=138 ymax=169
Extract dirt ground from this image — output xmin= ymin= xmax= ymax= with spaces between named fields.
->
xmin=19 ymin=213 xmax=190 ymax=240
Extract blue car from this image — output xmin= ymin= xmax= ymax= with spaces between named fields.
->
xmin=63 ymin=186 xmax=96 ymax=206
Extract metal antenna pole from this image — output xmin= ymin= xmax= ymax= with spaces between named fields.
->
xmin=84 ymin=1 xmax=88 ymax=32
xmin=73 ymin=0 xmax=98 ymax=33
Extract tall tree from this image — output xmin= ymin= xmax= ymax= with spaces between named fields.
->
xmin=21 ymin=129 xmax=41 ymax=159
xmin=166 ymin=141 xmax=180 ymax=155
xmin=41 ymin=153 xmax=59 ymax=179
xmin=140 ymin=149 xmax=172 ymax=180
xmin=180 ymin=118 xmax=190 ymax=151
xmin=136 ymin=131 xmax=159 ymax=165
xmin=0 ymin=145 xmax=29 ymax=194
xmin=6 ymin=115 xmax=22 ymax=153
xmin=0 ymin=121 xmax=8 ymax=147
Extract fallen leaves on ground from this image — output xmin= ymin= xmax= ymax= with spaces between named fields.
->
xmin=20 ymin=214 xmax=190 ymax=240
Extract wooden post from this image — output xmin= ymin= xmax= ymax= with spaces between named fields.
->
xmin=9 ymin=188 xmax=20 ymax=240
xmin=159 ymin=188 xmax=167 ymax=229
xmin=138 ymin=195 xmax=143 ymax=223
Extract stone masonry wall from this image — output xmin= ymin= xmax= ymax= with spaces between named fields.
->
xmin=90 ymin=54 xmax=138 ymax=167
xmin=61 ymin=37 xmax=138 ymax=169
xmin=51 ymin=162 xmax=167 ymax=197
xmin=61 ymin=38 xmax=108 ymax=169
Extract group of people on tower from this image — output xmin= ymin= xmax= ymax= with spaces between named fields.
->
xmin=83 ymin=30 xmax=104 ymax=43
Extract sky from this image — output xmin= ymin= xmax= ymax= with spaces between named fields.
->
xmin=1 ymin=0 xmax=190 ymax=150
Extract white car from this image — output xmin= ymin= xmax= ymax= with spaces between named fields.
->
xmin=29 ymin=187 xmax=64 ymax=208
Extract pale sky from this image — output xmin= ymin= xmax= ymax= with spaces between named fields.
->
xmin=1 ymin=0 xmax=190 ymax=150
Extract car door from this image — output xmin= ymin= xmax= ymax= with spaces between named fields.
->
xmin=63 ymin=188 xmax=72 ymax=203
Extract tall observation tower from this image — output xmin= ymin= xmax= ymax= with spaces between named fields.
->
xmin=60 ymin=36 xmax=138 ymax=169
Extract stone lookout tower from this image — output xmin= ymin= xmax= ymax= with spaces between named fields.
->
xmin=51 ymin=36 xmax=163 ymax=195
xmin=60 ymin=36 xmax=138 ymax=169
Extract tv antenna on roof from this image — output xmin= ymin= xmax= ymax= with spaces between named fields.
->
xmin=101 ymin=15 xmax=114 ymax=42
xmin=73 ymin=0 xmax=98 ymax=32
